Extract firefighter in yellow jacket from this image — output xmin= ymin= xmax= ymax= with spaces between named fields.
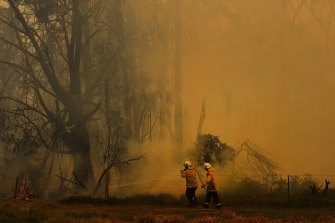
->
xmin=180 ymin=161 xmax=198 ymax=206
xmin=203 ymin=162 xmax=222 ymax=208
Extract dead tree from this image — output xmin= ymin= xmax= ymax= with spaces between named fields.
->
xmin=93 ymin=155 xmax=144 ymax=195
xmin=196 ymin=99 xmax=206 ymax=139
xmin=109 ymin=0 xmax=159 ymax=144
xmin=0 ymin=0 xmax=106 ymax=189
xmin=323 ymin=179 xmax=330 ymax=195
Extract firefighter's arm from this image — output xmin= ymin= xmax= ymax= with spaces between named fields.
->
xmin=201 ymin=173 xmax=210 ymax=188
xmin=206 ymin=172 xmax=212 ymax=184
xmin=180 ymin=169 xmax=186 ymax=178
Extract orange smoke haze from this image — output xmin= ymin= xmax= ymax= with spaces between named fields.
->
xmin=113 ymin=0 xmax=335 ymax=196
xmin=178 ymin=0 xmax=335 ymax=177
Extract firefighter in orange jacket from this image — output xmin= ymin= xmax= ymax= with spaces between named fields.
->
xmin=203 ymin=162 xmax=222 ymax=208
xmin=180 ymin=161 xmax=198 ymax=206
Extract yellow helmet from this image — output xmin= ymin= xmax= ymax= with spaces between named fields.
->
xmin=204 ymin=162 xmax=211 ymax=169
xmin=184 ymin=161 xmax=192 ymax=167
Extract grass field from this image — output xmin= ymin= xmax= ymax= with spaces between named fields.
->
xmin=1 ymin=200 xmax=335 ymax=223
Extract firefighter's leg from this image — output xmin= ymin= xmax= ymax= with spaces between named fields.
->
xmin=185 ymin=188 xmax=192 ymax=202
xmin=191 ymin=187 xmax=197 ymax=202
xmin=204 ymin=192 xmax=211 ymax=208
xmin=214 ymin=192 xmax=222 ymax=208
xmin=185 ymin=188 xmax=190 ymax=201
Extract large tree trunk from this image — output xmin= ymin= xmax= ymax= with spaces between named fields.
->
xmin=65 ymin=98 xmax=95 ymax=188
xmin=70 ymin=125 xmax=95 ymax=189
xmin=67 ymin=0 xmax=95 ymax=189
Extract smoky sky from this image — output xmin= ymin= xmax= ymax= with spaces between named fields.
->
xmin=173 ymin=0 xmax=335 ymax=176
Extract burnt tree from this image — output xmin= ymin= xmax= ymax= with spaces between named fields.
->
xmin=0 ymin=0 xmax=105 ymax=188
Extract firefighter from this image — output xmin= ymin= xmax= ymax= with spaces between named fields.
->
xmin=180 ymin=160 xmax=198 ymax=206
xmin=203 ymin=162 xmax=222 ymax=208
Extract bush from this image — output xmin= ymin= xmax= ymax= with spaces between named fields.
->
xmin=60 ymin=193 xmax=182 ymax=206
xmin=221 ymin=175 xmax=335 ymax=207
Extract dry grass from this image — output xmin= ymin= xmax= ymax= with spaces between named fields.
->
xmin=41 ymin=213 xmax=335 ymax=223
xmin=132 ymin=213 xmax=335 ymax=223
xmin=1 ymin=201 xmax=335 ymax=223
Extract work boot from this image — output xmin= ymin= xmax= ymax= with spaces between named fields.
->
xmin=204 ymin=202 xmax=210 ymax=208
xmin=215 ymin=203 xmax=222 ymax=208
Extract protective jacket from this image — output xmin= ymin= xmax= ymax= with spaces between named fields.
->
xmin=181 ymin=167 xmax=198 ymax=188
xmin=206 ymin=167 xmax=218 ymax=192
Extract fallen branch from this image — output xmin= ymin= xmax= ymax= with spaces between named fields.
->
xmin=72 ymin=172 xmax=86 ymax=189
xmin=55 ymin=174 xmax=85 ymax=189
xmin=93 ymin=154 xmax=144 ymax=194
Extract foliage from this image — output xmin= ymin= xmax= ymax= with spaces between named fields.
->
xmin=189 ymin=134 xmax=280 ymax=186
xmin=189 ymin=134 xmax=236 ymax=167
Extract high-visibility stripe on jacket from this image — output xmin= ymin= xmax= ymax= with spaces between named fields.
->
xmin=206 ymin=167 xmax=218 ymax=192
xmin=181 ymin=167 xmax=198 ymax=188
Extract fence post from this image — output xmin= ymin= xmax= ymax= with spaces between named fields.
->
xmin=287 ymin=175 xmax=290 ymax=207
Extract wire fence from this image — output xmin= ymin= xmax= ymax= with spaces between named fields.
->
xmin=104 ymin=172 xmax=335 ymax=207
xmin=108 ymin=172 xmax=335 ymax=193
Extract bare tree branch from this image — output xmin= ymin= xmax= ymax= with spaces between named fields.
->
xmin=55 ymin=174 xmax=85 ymax=189
xmin=93 ymin=155 xmax=144 ymax=194
xmin=7 ymin=0 xmax=69 ymax=103
xmin=0 ymin=96 xmax=49 ymax=119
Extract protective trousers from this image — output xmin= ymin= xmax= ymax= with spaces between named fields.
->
xmin=185 ymin=187 xmax=197 ymax=204
xmin=204 ymin=191 xmax=221 ymax=207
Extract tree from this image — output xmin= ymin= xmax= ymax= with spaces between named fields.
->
xmin=0 ymin=0 xmax=105 ymax=189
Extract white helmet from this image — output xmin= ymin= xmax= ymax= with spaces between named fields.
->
xmin=184 ymin=161 xmax=192 ymax=167
xmin=204 ymin=162 xmax=211 ymax=169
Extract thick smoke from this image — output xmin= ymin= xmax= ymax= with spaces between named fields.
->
xmin=110 ymin=0 xmax=335 ymax=195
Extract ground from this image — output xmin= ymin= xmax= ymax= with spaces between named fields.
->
xmin=1 ymin=201 xmax=335 ymax=222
